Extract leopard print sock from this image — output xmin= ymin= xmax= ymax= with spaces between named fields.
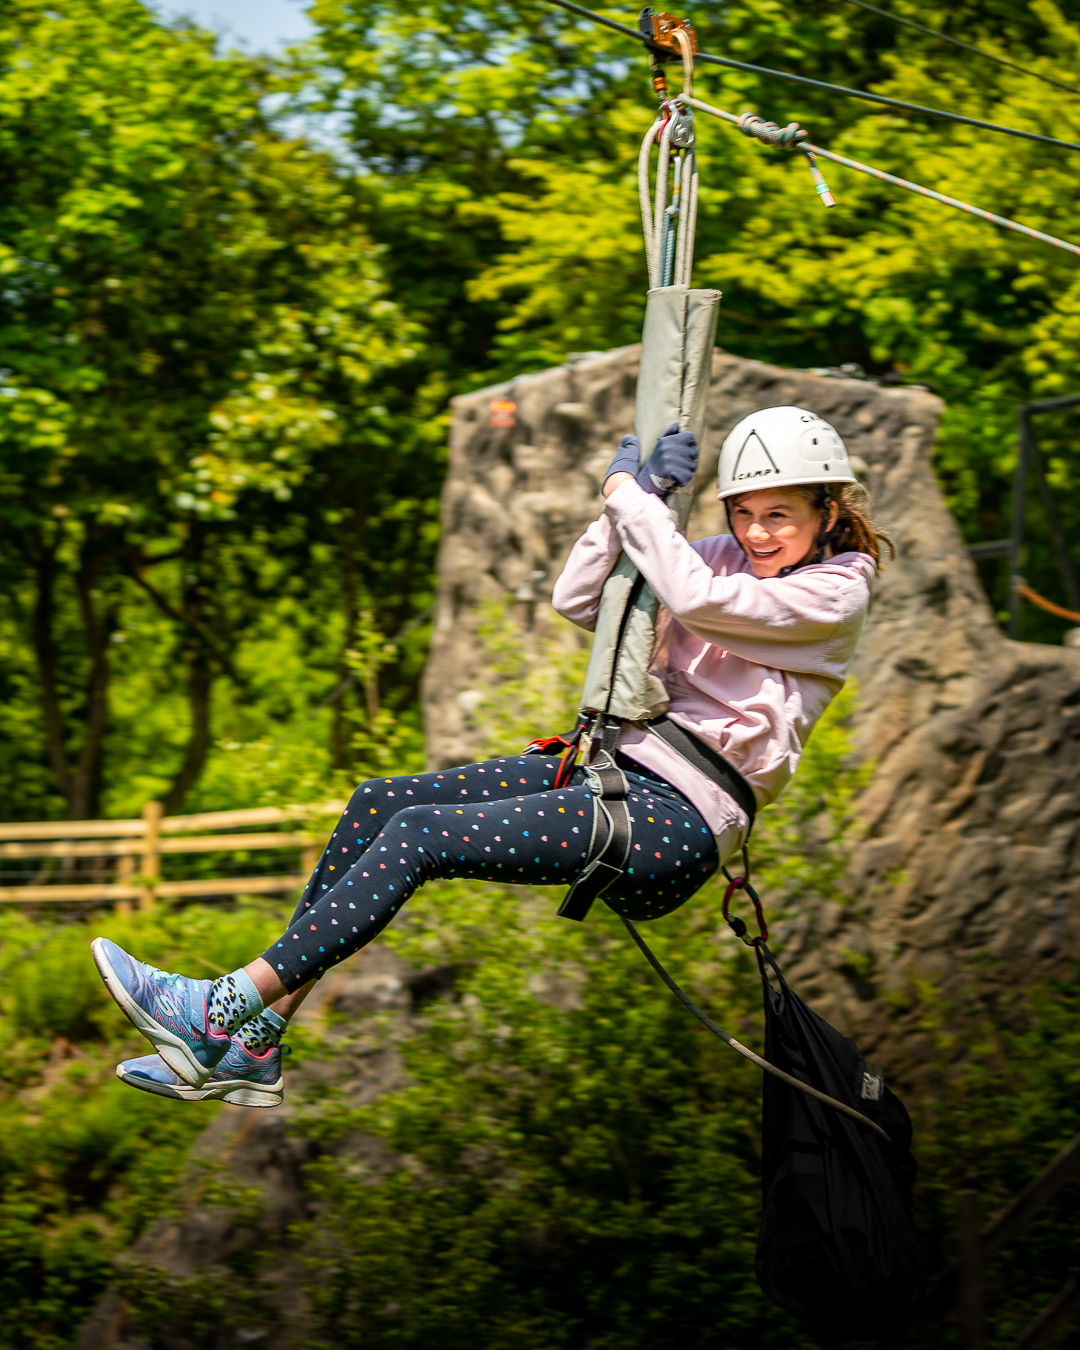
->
xmin=234 ymin=1009 xmax=286 ymax=1055
xmin=207 ymin=968 xmax=264 ymax=1037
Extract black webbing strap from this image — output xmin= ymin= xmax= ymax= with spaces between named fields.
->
xmin=557 ymin=748 xmax=633 ymax=922
xmin=646 ymin=715 xmax=757 ymax=835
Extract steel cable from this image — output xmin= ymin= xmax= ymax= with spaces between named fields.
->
xmin=543 ymin=0 xmax=1080 ymax=153
xmin=835 ymin=0 xmax=1080 ymax=97
xmin=804 ymin=141 xmax=1080 ymax=257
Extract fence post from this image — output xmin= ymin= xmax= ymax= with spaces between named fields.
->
xmin=140 ymin=801 xmax=162 ymax=910
xmin=115 ymin=855 xmax=134 ymax=916
xmin=956 ymin=1189 xmax=985 ymax=1350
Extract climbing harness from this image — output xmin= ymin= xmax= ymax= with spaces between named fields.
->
xmin=546 ymin=0 xmax=1080 ymax=154
xmin=532 ymin=709 xmax=761 ymax=923
xmin=557 ymin=748 xmax=634 ymax=921
xmin=647 ymin=713 xmax=757 ymax=826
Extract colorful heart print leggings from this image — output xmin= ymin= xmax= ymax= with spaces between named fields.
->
xmin=261 ymin=752 xmax=719 ymax=991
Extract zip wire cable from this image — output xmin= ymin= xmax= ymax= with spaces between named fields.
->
xmin=835 ymin=0 xmax=1080 ymax=97
xmin=680 ymin=95 xmax=1080 ymax=257
xmin=543 ymin=0 xmax=1080 ymax=153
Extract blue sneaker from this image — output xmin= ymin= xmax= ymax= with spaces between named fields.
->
xmin=91 ymin=937 xmax=229 ymax=1087
xmin=116 ymin=1038 xmax=285 ymax=1109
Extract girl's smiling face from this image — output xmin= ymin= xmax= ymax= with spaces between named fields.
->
xmin=729 ymin=487 xmax=837 ymax=578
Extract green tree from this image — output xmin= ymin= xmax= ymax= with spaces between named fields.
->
xmin=0 ymin=0 xmax=432 ymax=819
xmin=304 ymin=0 xmax=1080 ymax=643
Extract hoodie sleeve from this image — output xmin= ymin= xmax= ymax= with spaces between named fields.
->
xmin=550 ymin=511 xmax=623 ymax=632
xmin=603 ymin=479 xmax=873 ymax=676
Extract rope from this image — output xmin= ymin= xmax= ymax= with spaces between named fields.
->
xmin=621 ymin=918 xmax=891 ymax=1143
xmin=679 ymin=93 xmax=1080 ymax=259
xmin=543 ymin=0 xmax=1080 ymax=154
xmin=1016 ymin=582 xmax=1080 ymax=625
xmin=736 ymin=112 xmax=806 ymax=148
xmin=835 ymin=0 xmax=1080 ymax=98
xmin=805 ymin=141 xmax=1080 ymax=257
xmin=653 ymin=116 xmax=673 ymax=284
xmin=640 ymin=101 xmax=700 ymax=286
xmin=672 ymin=23 xmax=694 ymax=101
xmin=683 ymin=160 xmax=700 ymax=278
xmin=638 ymin=123 xmax=658 ymax=279
xmin=673 ymin=149 xmax=690 ymax=285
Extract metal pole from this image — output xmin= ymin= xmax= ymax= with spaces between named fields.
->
xmin=956 ymin=1189 xmax=985 ymax=1350
xmin=1026 ymin=428 xmax=1080 ymax=615
xmin=1008 ymin=409 xmax=1030 ymax=639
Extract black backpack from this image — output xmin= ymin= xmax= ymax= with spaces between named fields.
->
xmin=755 ymin=947 xmax=924 ymax=1341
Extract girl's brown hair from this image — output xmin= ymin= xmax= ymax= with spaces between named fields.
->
xmin=726 ymin=482 xmax=895 ymax=568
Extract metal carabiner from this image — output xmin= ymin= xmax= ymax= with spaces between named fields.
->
xmin=722 ymin=869 xmax=768 ymax=947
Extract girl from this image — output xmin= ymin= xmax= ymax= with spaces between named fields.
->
xmin=96 ymin=405 xmax=888 ymax=1107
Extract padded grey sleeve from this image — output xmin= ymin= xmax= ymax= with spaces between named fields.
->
xmin=578 ymin=285 xmax=721 ymax=720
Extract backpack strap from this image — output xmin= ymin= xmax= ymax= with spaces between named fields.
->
xmin=556 ymin=746 xmax=633 ymax=922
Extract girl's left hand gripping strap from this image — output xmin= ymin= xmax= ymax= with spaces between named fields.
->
xmin=557 ymin=750 xmax=633 ymax=922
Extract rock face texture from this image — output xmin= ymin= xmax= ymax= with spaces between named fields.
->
xmin=424 ymin=347 xmax=1080 ymax=1059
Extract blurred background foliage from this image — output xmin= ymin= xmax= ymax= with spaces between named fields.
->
xmin=0 ymin=898 xmax=295 ymax=1350
xmin=0 ymin=0 xmax=1079 ymax=1345
xmin=2 ymin=0 xmax=1080 ymax=825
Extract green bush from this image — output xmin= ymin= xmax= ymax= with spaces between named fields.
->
xmin=0 ymin=899 xmax=293 ymax=1348
xmin=269 ymin=694 xmax=1080 ymax=1350
xmin=275 ymin=696 xmax=868 ymax=1349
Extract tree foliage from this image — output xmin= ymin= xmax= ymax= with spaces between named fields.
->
xmin=3 ymin=0 xmax=1080 ymax=819
xmin=307 ymin=0 xmax=1080 ymax=639
xmin=1 ymin=3 xmax=1080 ymax=1342
xmin=0 ymin=0 xmax=434 ymax=820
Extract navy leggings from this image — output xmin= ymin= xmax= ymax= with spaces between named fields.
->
xmin=262 ymin=753 xmax=719 ymax=991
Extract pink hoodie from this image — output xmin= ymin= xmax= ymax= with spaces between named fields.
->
xmin=551 ymin=479 xmax=875 ymax=851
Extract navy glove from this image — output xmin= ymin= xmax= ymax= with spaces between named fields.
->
xmin=636 ymin=423 xmax=699 ymax=497
xmin=604 ymin=434 xmax=641 ymax=486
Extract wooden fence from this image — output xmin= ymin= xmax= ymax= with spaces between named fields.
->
xmin=0 ymin=800 xmax=343 ymax=910
xmin=875 ymin=1129 xmax=1080 ymax=1350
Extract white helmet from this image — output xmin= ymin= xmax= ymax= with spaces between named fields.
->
xmin=716 ymin=406 xmax=857 ymax=500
